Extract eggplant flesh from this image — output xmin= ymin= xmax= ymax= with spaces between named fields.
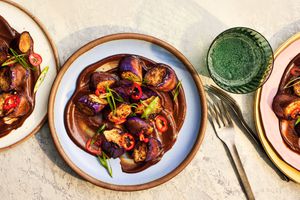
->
xmin=144 ymin=64 xmax=178 ymax=92
xmin=90 ymin=72 xmax=119 ymax=90
xmin=133 ymin=142 xmax=147 ymax=162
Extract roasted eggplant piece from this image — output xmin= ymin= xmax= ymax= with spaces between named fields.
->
xmin=10 ymin=64 xmax=27 ymax=89
xmin=0 ymin=68 xmax=11 ymax=92
xmin=18 ymin=32 xmax=33 ymax=54
xmin=77 ymin=94 xmax=107 ymax=115
xmin=144 ymin=64 xmax=178 ymax=92
xmin=7 ymin=95 xmax=30 ymax=118
xmin=119 ymin=56 xmax=144 ymax=82
xmin=90 ymin=72 xmax=119 ymax=90
xmin=284 ymin=100 xmax=300 ymax=119
xmin=0 ymin=40 xmax=9 ymax=64
xmin=133 ymin=142 xmax=147 ymax=162
xmin=293 ymin=81 xmax=300 ymax=97
xmin=140 ymin=87 xmax=157 ymax=100
xmin=102 ymin=141 xmax=125 ymax=158
xmin=280 ymin=120 xmax=300 ymax=152
xmin=145 ymin=138 xmax=162 ymax=161
xmin=108 ymin=103 xmax=132 ymax=124
xmin=103 ymin=128 xmax=123 ymax=146
xmin=272 ymin=94 xmax=299 ymax=119
xmin=133 ymin=138 xmax=162 ymax=163
xmin=125 ymin=117 xmax=154 ymax=135
xmin=0 ymin=64 xmax=27 ymax=92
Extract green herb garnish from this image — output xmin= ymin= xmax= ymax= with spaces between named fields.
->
xmin=9 ymin=48 xmax=34 ymax=70
xmin=173 ymin=80 xmax=182 ymax=101
xmin=1 ymin=54 xmax=26 ymax=66
xmin=98 ymin=152 xmax=113 ymax=177
xmin=110 ymin=89 xmax=124 ymax=103
xmin=295 ymin=117 xmax=300 ymax=126
xmin=141 ymin=96 xmax=159 ymax=119
xmin=106 ymin=86 xmax=116 ymax=114
xmin=91 ymin=124 xmax=106 ymax=145
xmin=284 ymin=77 xmax=300 ymax=89
xmin=130 ymin=103 xmax=139 ymax=108
xmin=34 ymin=66 xmax=49 ymax=93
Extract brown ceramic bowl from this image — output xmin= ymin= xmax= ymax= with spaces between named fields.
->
xmin=48 ymin=33 xmax=206 ymax=191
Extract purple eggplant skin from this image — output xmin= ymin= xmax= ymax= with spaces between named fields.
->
xmin=145 ymin=138 xmax=162 ymax=162
xmin=113 ymin=80 xmax=133 ymax=101
xmin=118 ymin=56 xmax=144 ymax=82
xmin=140 ymin=87 xmax=157 ymax=101
xmin=10 ymin=64 xmax=27 ymax=89
xmin=102 ymin=141 xmax=125 ymax=158
xmin=144 ymin=64 xmax=178 ymax=92
xmin=76 ymin=94 xmax=106 ymax=116
xmin=90 ymin=72 xmax=119 ymax=90
xmin=125 ymin=117 xmax=154 ymax=136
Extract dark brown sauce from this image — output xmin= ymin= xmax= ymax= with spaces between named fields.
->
xmin=273 ymin=53 xmax=300 ymax=153
xmin=64 ymin=54 xmax=186 ymax=173
xmin=0 ymin=16 xmax=40 ymax=137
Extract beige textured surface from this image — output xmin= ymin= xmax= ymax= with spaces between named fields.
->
xmin=1 ymin=0 xmax=300 ymax=199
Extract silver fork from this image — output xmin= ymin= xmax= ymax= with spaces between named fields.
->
xmin=206 ymin=84 xmax=290 ymax=182
xmin=208 ymin=99 xmax=255 ymax=200
xmin=205 ymin=85 xmax=260 ymax=145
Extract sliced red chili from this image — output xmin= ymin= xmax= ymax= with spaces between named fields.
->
xmin=3 ymin=95 xmax=20 ymax=111
xmin=155 ymin=115 xmax=168 ymax=133
xmin=291 ymin=66 xmax=300 ymax=76
xmin=85 ymin=138 xmax=102 ymax=155
xmin=121 ymin=133 xmax=135 ymax=151
xmin=95 ymin=87 xmax=106 ymax=96
xmin=29 ymin=53 xmax=42 ymax=66
xmin=291 ymin=108 xmax=300 ymax=119
xmin=131 ymin=82 xmax=143 ymax=100
xmin=139 ymin=131 xmax=149 ymax=143
xmin=108 ymin=114 xmax=126 ymax=125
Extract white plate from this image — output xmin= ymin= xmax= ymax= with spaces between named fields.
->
xmin=0 ymin=0 xmax=58 ymax=149
xmin=49 ymin=33 xmax=207 ymax=191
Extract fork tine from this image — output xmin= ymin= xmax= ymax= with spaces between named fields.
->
xmin=219 ymin=101 xmax=233 ymax=126
xmin=206 ymin=85 xmax=237 ymax=106
xmin=208 ymin=105 xmax=220 ymax=128
xmin=207 ymin=99 xmax=222 ymax=128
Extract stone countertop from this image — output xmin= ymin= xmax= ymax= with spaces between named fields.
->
xmin=1 ymin=0 xmax=300 ymax=199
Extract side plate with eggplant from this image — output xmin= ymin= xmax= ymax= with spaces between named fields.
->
xmin=0 ymin=15 xmax=48 ymax=138
xmin=273 ymin=53 xmax=300 ymax=153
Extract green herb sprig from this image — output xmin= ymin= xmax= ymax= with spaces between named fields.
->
xmin=173 ymin=80 xmax=182 ymax=101
xmin=98 ymin=152 xmax=113 ymax=177
xmin=295 ymin=117 xmax=300 ymax=126
xmin=9 ymin=48 xmax=35 ymax=70
xmin=284 ymin=77 xmax=300 ymax=89
xmin=34 ymin=66 xmax=49 ymax=93
xmin=106 ymin=86 xmax=116 ymax=114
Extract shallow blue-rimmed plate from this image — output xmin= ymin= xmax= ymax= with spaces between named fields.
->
xmin=0 ymin=0 xmax=58 ymax=150
xmin=48 ymin=33 xmax=206 ymax=191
